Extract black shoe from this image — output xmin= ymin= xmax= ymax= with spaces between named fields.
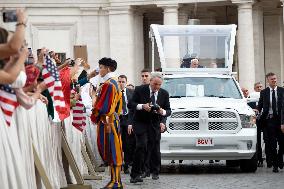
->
xmin=179 ymin=160 xmax=183 ymax=164
xmin=272 ymin=167 xmax=279 ymax=173
xmin=124 ymin=168 xmax=130 ymax=174
xmin=141 ymin=172 xmax=150 ymax=178
xmin=257 ymin=161 xmax=263 ymax=167
xmin=171 ymin=160 xmax=175 ymax=164
xmin=152 ymin=174 xmax=159 ymax=180
xmin=209 ymin=160 xmax=214 ymax=164
xmin=130 ymin=176 xmax=143 ymax=183
xmin=278 ymin=162 xmax=284 ymax=169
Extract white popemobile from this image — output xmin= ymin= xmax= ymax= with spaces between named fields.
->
xmin=150 ymin=24 xmax=257 ymax=172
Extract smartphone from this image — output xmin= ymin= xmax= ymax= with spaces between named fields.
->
xmin=25 ymin=48 xmax=34 ymax=65
xmin=28 ymin=48 xmax=32 ymax=56
xmin=3 ymin=10 xmax=17 ymax=23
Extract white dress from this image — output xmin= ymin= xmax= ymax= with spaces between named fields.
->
xmin=0 ymin=71 xmax=29 ymax=189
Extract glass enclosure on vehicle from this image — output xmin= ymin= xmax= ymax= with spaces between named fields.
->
xmin=150 ymin=24 xmax=237 ymax=72
xmin=163 ymin=77 xmax=242 ymax=99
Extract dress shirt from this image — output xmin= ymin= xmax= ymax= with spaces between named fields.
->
xmin=269 ymin=86 xmax=278 ymax=115
xmin=136 ymin=86 xmax=166 ymax=116
xmin=121 ymin=88 xmax=128 ymax=115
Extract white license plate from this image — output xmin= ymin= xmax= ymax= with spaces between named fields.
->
xmin=196 ymin=138 xmax=214 ymax=146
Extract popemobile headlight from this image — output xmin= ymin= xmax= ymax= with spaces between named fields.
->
xmin=239 ymin=114 xmax=256 ymax=128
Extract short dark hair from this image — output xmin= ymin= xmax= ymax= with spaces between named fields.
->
xmin=118 ymin=74 xmax=127 ymax=81
xmin=141 ymin=68 xmax=150 ymax=73
xmin=99 ymin=57 xmax=117 ymax=72
xmin=266 ymin=72 xmax=276 ymax=78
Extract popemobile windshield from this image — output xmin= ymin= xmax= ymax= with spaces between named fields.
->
xmin=150 ymin=24 xmax=236 ymax=73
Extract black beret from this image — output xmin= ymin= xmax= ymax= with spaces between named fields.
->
xmin=98 ymin=57 xmax=117 ymax=71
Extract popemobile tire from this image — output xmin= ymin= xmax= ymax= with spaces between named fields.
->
xmin=226 ymin=160 xmax=240 ymax=167
xmin=240 ymin=152 xmax=258 ymax=173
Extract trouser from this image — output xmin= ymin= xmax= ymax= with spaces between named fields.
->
xmin=130 ymin=132 xmax=147 ymax=178
xmin=144 ymin=127 xmax=161 ymax=175
xmin=120 ymin=116 xmax=136 ymax=168
xmin=256 ymin=120 xmax=263 ymax=162
xmin=263 ymin=117 xmax=284 ymax=168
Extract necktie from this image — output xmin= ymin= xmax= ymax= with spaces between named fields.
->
xmin=151 ymin=91 xmax=156 ymax=105
xmin=272 ymin=89 xmax=277 ymax=116
xmin=122 ymin=90 xmax=127 ymax=115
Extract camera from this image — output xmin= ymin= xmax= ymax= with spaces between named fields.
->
xmin=150 ymin=104 xmax=160 ymax=112
xmin=3 ymin=10 xmax=17 ymax=23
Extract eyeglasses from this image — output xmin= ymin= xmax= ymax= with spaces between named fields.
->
xmin=141 ymin=75 xmax=149 ymax=78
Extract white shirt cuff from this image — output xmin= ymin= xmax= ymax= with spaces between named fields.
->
xmin=162 ymin=109 xmax=166 ymax=116
xmin=137 ymin=104 xmax=143 ymax=110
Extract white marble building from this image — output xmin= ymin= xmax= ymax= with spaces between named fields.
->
xmin=0 ymin=0 xmax=283 ymax=90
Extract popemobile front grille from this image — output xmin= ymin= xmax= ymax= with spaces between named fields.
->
xmin=208 ymin=111 xmax=236 ymax=118
xmin=208 ymin=122 xmax=238 ymax=130
xmin=169 ymin=122 xmax=199 ymax=130
xmin=171 ymin=111 xmax=199 ymax=118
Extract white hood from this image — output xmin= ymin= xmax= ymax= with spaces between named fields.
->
xmin=170 ymin=97 xmax=254 ymax=115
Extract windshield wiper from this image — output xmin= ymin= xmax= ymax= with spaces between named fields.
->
xmin=170 ymin=96 xmax=184 ymax=98
xmin=205 ymin=95 xmax=231 ymax=98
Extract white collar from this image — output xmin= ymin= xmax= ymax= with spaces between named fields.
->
xmin=269 ymin=86 xmax=277 ymax=91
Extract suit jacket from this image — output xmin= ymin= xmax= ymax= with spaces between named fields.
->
xmin=128 ymin=84 xmax=171 ymax=136
xmin=120 ymin=88 xmax=134 ymax=126
xmin=257 ymin=86 xmax=284 ymax=123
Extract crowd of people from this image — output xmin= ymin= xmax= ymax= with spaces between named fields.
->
xmin=242 ymin=74 xmax=284 ymax=173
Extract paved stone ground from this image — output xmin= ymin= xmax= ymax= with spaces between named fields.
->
xmin=86 ymin=160 xmax=284 ymax=189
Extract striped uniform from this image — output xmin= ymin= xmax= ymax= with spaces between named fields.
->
xmin=91 ymin=78 xmax=123 ymax=189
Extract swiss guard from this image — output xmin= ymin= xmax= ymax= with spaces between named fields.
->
xmin=91 ymin=57 xmax=123 ymax=189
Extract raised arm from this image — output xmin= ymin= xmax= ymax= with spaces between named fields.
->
xmin=0 ymin=9 xmax=27 ymax=58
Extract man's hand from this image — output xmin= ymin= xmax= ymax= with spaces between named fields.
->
xmin=142 ymin=103 xmax=151 ymax=112
xmin=128 ymin=125 xmax=133 ymax=135
xmin=158 ymin=107 xmax=165 ymax=115
xmin=281 ymin=125 xmax=284 ymax=134
xmin=160 ymin=123 xmax=166 ymax=133
xmin=87 ymin=69 xmax=98 ymax=80
xmin=106 ymin=123 xmax=111 ymax=133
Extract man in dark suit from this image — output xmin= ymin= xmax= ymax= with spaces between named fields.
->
xmin=257 ymin=72 xmax=284 ymax=173
xmin=129 ymin=73 xmax=171 ymax=183
xmin=118 ymin=75 xmax=134 ymax=174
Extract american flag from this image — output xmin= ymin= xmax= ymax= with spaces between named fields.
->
xmin=72 ymin=96 xmax=86 ymax=132
xmin=0 ymin=85 xmax=19 ymax=126
xmin=42 ymin=55 xmax=66 ymax=120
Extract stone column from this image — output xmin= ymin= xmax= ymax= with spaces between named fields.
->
xmin=282 ymin=0 xmax=284 ymax=25
xmin=98 ymin=8 xmax=110 ymax=58
xmin=133 ymin=10 xmax=145 ymax=84
xmin=233 ymin=1 xmax=255 ymax=91
xmin=280 ymin=0 xmax=284 ymax=83
xmin=108 ymin=6 xmax=135 ymax=84
xmin=252 ymin=4 xmax=265 ymax=85
xmin=179 ymin=9 xmax=189 ymax=58
xmin=160 ymin=4 xmax=180 ymax=68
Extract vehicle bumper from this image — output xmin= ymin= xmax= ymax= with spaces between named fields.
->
xmin=160 ymin=128 xmax=257 ymax=160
